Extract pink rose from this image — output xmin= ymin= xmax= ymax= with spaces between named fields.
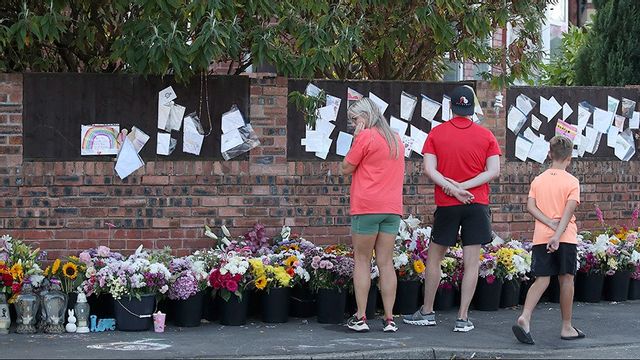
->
xmin=225 ymin=280 xmax=238 ymax=293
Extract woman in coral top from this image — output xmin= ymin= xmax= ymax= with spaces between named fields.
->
xmin=341 ymin=98 xmax=405 ymax=332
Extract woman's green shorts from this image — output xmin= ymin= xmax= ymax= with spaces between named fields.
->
xmin=351 ymin=214 xmax=401 ymax=235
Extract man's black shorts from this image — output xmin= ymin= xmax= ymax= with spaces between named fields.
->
xmin=431 ymin=204 xmax=492 ymax=247
xmin=531 ymin=243 xmax=577 ymax=277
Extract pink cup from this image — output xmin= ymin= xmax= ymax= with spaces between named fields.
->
xmin=153 ymin=312 xmax=166 ymax=333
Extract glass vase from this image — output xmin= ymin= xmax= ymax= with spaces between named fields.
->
xmin=43 ymin=282 xmax=67 ymax=334
xmin=15 ymin=284 xmax=40 ymax=334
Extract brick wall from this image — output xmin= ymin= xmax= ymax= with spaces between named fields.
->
xmin=1 ymin=74 xmax=639 ymax=260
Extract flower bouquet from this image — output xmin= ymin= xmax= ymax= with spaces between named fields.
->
xmin=248 ymin=254 xmax=297 ymax=323
xmin=0 ymin=234 xmax=44 ymax=302
xmin=208 ymin=251 xmax=252 ymax=325
xmin=474 ymin=248 xmax=503 ymax=311
xmin=208 ymin=251 xmax=252 ymax=302
xmin=439 ymin=250 xmax=462 ymax=291
xmin=307 ymin=245 xmax=354 ymax=323
xmin=272 ymin=226 xmax=316 ymax=318
xmin=308 ymin=245 xmax=354 ymax=293
xmin=167 ymin=256 xmax=209 ymax=327
xmin=78 ymin=245 xmax=125 ymax=297
xmin=44 ymin=256 xmax=86 ymax=295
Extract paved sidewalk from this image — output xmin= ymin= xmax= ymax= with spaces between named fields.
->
xmin=1 ymin=300 xmax=639 ymax=359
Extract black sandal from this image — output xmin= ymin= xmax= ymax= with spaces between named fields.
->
xmin=561 ymin=327 xmax=586 ymax=340
xmin=512 ymin=324 xmax=535 ymax=345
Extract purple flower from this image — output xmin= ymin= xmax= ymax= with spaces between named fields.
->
xmin=168 ymin=272 xmax=198 ymax=300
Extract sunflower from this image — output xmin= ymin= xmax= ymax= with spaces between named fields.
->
xmin=43 ymin=266 xmax=51 ymax=277
xmin=51 ymin=258 xmax=61 ymax=274
xmin=62 ymin=262 xmax=78 ymax=280
xmin=283 ymin=256 xmax=298 ymax=268
xmin=255 ymin=275 xmax=268 ymax=290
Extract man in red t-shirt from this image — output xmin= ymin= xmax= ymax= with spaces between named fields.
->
xmin=404 ymin=86 xmax=501 ymax=332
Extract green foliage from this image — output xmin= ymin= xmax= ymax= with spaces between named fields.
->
xmin=575 ymin=0 xmax=640 ymax=86
xmin=541 ymin=25 xmax=590 ymax=86
xmin=1 ymin=0 xmax=550 ymax=85
xmin=288 ymin=90 xmax=326 ymax=130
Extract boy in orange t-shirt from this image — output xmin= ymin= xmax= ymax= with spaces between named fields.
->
xmin=512 ymin=136 xmax=585 ymax=345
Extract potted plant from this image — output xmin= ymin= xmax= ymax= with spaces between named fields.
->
xmin=575 ymin=233 xmax=607 ymax=302
xmin=191 ymin=247 xmax=221 ymax=322
xmin=392 ymin=249 xmax=425 ymax=315
xmin=308 ymin=245 xmax=354 ymax=324
xmin=90 ymin=246 xmax=171 ymax=331
xmin=249 ymin=254 xmax=295 ymax=323
xmin=78 ymin=245 xmax=125 ymax=318
xmin=167 ymin=256 xmax=209 ymax=327
xmin=435 ymin=249 xmax=462 ymax=311
xmin=270 ymin=228 xmax=316 ymax=318
xmin=496 ymin=240 xmax=531 ymax=308
xmin=474 ymin=249 xmax=503 ymax=311
xmin=208 ymin=251 xmax=253 ymax=326
xmin=601 ymin=234 xmax=637 ymax=302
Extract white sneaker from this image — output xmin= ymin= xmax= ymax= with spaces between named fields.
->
xmin=453 ymin=318 xmax=474 ymax=332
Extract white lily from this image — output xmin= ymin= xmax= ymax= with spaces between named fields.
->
xmin=204 ymin=225 xmax=218 ymax=240
xmin=221 ymin=225 xmax=231 ymax=237
xmin=221 ymin=237 xmax=231 ymax=246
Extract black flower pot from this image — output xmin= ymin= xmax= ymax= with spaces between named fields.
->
xmin=316 ymin=288 xmax=346 ymax=324
xmin=473 ymin=277 xmax=503 ymax=311
xmin=289 ymin=284 xmax=316 ymax=318
xmin=219 ymin=291 xmax=250 ymax=326
xmin=261 ymin=287 xmax=290 ymax=323
xmin=628 ymin=279 xmax=640 ymax=300
xmin=202 ymin=288 xmax=219 ymax=322
xmin=575 ymin=271 xmax=604 ymax=303
xmin=88 ymin=293 xmax=114 ymax=318
xmin=157 ymin=298 xmax=173 ymax=323
xmin=519 ymin=278 xmax=533 ymax=305
xmin=248 ymin=289 xmax=261 ymax=317
xmin=500 ymin=279 xmax=521 ymax=308
xmin=434 ymin=287 xmax=455 ymax=311
xmin=173 ymin=291 xmax=205 ymax=327
xmin=545 ymin=276 xmax=560 ymax=303
xmin=114 ymin=294 xmax=155 ymax=331
xmin=604 ymin=271 xmax=631 ymax=302
xmin=65 ymin=292 xmax=78 ymax=322
xmin=394 ymin=280 xmax=421 ymax=315
xmin=366 ymin=283 xmax=378 ymax=319
xmin=345 ymin=283 xmax=378 ymax=319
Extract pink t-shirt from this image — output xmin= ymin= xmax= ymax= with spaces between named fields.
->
xmin=528 ymin=169 xmax=580 ymax=245
xmin=345 ymin=128 xmax=405 ymax=215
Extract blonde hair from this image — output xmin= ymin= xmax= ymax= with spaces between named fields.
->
xmin=347 ymin=98 xmax=400 ymax=158
xmin=549 ymin=135 xmax=573 ymax=161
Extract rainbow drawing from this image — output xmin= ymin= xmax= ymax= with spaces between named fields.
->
xmin=81 ymin=124 xmax=120 ymax=156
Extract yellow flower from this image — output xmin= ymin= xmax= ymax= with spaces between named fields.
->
xmin=273 ymin=267 xmax=292 ymax=287
xmin=284 ymin=256 xmax=298 ymax=268
xmin=10 ymin=262 xmax=23 ymax=281
xmin=62 ymin=262 xmax=78 ymax=280
xmin=51 ymin=258 xmax=61 ymax=275
xmin=249 ymin=258 xmax=266 ymax=278
xmin=255 ymin=276 xmax=268 ymax=290
xmin=413 ymin=260 xmax=425 ymax=274
xmin=43 ymin=266 xmax=50 ymax=277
